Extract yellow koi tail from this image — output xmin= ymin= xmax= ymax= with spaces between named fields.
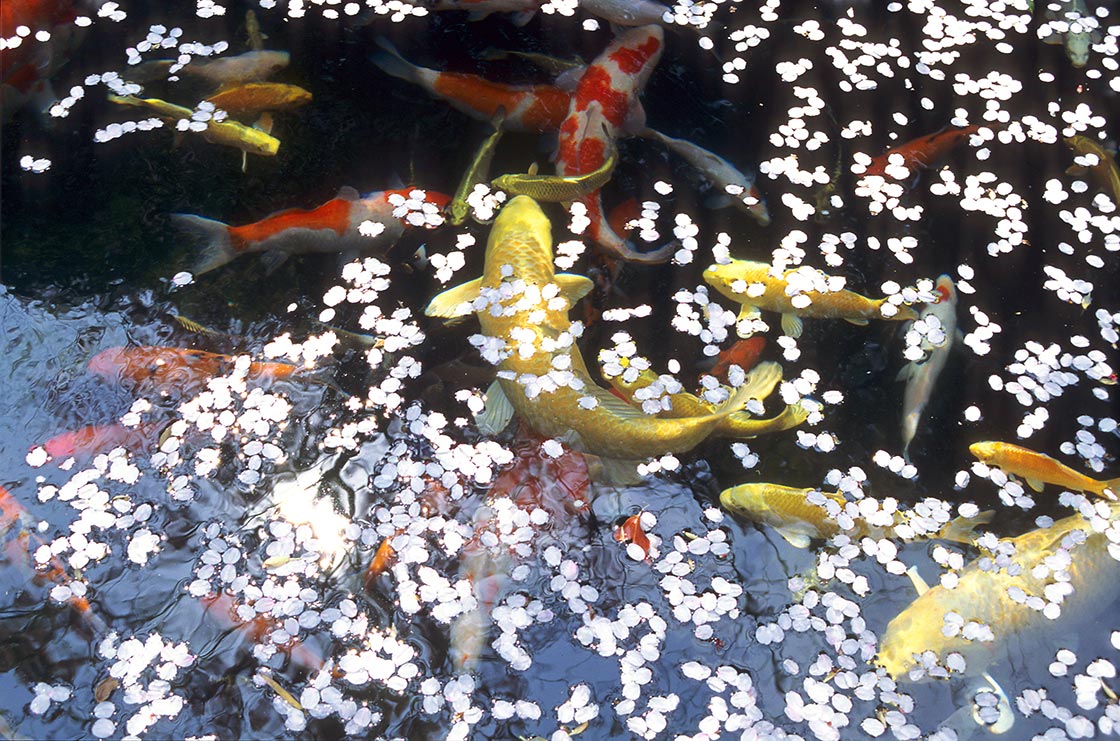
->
xmin=935 ymin=509 xmax=995 ymax=545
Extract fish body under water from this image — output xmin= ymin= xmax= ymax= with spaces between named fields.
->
xmin=106 ymin=94 xmax=280 ymax=157
xmin=709 ymin=336 xmax=766 ymax=383
xmin=370 ymin=37 xmax=572 ymax=133
xmin=641 ymin=126 xmax=770 ymax=225
xmin=719 ymin=482 xmax=992 ymax=549
xmin=580 ymin=0 xmax=669 ymax=26
xmin=863 ymin=125 xmax=983 ymax=180
xmin=448 ymin=111 xmax=505 ymax=226
xmin=429 ymin=0 xmax=541 ymax=24
xmin=181 ymin=50 xmax=290 ymax=86
xmin=424 ymin=195 xmax=760 ymax=468
xmin=899 ymin=274 xmax=958 ymax=459
xmin=87 ymin=345 xmax=303 ymax=394
xmin=1044 ymin=0 xmax=1097 ymax=67
xmin=173 ymin=186 xmax=449 ymax=275
xmin=703 ymin=258 xmax=919 ymax=338
xmin=1065 ymin=135 xmax=1120 ymax=205
xmin=878 ymin=501 xmax=1120 ymax=681
xmin=200 ymin=590 xmax=324 ymax=672
xmin=491 ymin=146 xmax=618 ymax=202
xmin=40 ymin=421 xmax=167 ymax=461
xmin=0 ymin=0 xmax=83 ymax=123
xmin=204 ymin=82 xmax=312 ymax=118
xmin=556 ymin=25 xmax=675 ymax=263
xmin=970 ymin=441 xmax=1120 ymax=498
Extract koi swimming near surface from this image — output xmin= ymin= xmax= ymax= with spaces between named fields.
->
xmin=709 ymin=336 xmax=766 ymax=384
xmin=899 ymin=275 xmax=958 ymax=460
xmin=204 ymin=82 xmax=312 ymax=119
xmin=180 ymin=49 xmax=290 ymax=87
xmin=448 ymin=111 xmax=506 ymax=226
xmin=862 ymin=125 xmax=983 ymax=181
xmin=87 ymin=345 xmax=303 ymax=394
xmin=172 ymin=186 xmax=450 ymax=275
xmin=491 ymin=146 xmax=618 ymax=202
xmin=40 ymin=421 xmax=168 ymax=461
xmin=1065 ymin=135 xmax=1120 ymax=205
xmin=106 ymin=94 xmax=280 ymax=158
xmin=970 ymin=441 xmax=1120 ymax=499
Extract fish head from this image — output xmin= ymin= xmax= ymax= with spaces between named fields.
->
xmin=934 ymin=274 xmax=957 ymax=305
xmin=702 ymin=260 xmax=746 ymax=295
xmin=259 ymin=50 xmax=292 ymax=75
xmin=969 ymin=441 xmax=997 ymax=462
xmin=745 ymin=185 xmax=771 ymax=226
xmin=244 ymin=128 xmax=280 ymax=156
xmin=87 ymin=346 xmax=127 ymax=378
xmin=485 ymin=195 xmax=553 ymax=266
xmin=718 ymin=484 xmax=764 ymax=518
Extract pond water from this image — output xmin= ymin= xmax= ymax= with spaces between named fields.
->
xmin=1 ymin=0 xmax=1119 ymax=739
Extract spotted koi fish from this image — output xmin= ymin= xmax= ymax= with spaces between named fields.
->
xmin=172 ymin=186 xmax=450 ymax=275
xmin=370 ymin=37 xmax=573 ymax=133
xmin=556 ymin=25 xmax=675 ymax=263
xmin=863 ymin=125 xmax=983 ymax=180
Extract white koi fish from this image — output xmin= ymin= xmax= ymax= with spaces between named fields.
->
xmin=899 ymin=275 xmax=957 ymax=460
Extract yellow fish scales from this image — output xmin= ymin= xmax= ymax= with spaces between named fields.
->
xmin=107 ymin=94 xmax=279 ymax=157
xmin=491 ymin=148 xmax=618 ymax=202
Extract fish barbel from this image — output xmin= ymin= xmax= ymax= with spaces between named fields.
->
xmin=899 ymin=274 xmax=958 ymax=460
xmin=719 ymin=482 xmax=992 ymax=549
xmin=424 ymin=196 xmax=761 ymax=468
xmin=878 ymin=501 xmax=1120 ymax=680
xmin=970 ymin=441 xmax=1120 ymax=499
xmin=491 ymin=146 xmax=618 ymax=202
xmin=703 ymin=258 xmax=919 ymax=338
xmin=106 ymin=94 xmax=280 ymax=157
xmin=1065 ymin=135 xmax=1120 ymax=205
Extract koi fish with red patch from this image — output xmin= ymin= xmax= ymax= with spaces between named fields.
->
xmin=40 ymin=421 xmax=167 ymax=461
xmin=556 ymin=25 xmax=674 ymax=263
xmin=172 ymin=186 xmax=450 ymax=275
xmin=709 ymin=336 xmax=766 ymax=384
xmin=87 ymin=345 xmax=303 ymax=394
xmin=862 ymin=125 xmax=984 ymax=180
xmin=370 ymin=37 xmax=573 ymax=134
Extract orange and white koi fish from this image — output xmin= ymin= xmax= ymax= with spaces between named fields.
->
xmin=200 ymin=590 xmax=324 ymax=672
xmin=370 ymin=38 xmax=572 ymax=133
xmin=863 ymin=125 xmax=983 ymax=180
xmin=970 ymin=441 xmax=1120 ymax=499
xmin=557 ymin=25 xmax=673 ymax=263
xmin=87 ymin=346 xmax=302 ymax=393
xmin=172 ymin=186 xmax=450 ymax=274
xmin=40 ymin=421 xmax=167 ymax=461
xmin=899 ymin=275 xmax=957 ymax=460
xmin=182 ymin=50 xmax=290 ymax=87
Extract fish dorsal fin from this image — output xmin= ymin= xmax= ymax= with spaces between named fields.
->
xmin=527 ymin=161 xmax=539 ymax=176
xmin=553 ymin=273 xmax=593 ymax=304
xmin=425 ymin=277 xmax=483 ymax=319
xmin=904 ymin=565 xmax=931 ymax=595
xmin=553 ymin=65 xmax=586 ymax=92
xmin=476 ymin=379 xmax=515 ymax=436
xmin=337 ymin=186 xmax=360 ymax=201
xmin=781 ymin=313 xmax=804 ymax=338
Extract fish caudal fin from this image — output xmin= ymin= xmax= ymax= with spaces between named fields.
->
xmin=369 ymin=37 xmax=425 ymax=87
xmin=171 ymin=214 xmax=238 ymax=275
xmin=710 ymin=380 xmax=765 ymax=421
xmin=936 ymin=509 xmax=995 ymax=545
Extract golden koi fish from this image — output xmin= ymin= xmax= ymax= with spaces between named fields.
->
xmin=878 ymin=501 xmax=1120 ymax=681
xmin=703 ymin=258 xmax=919 ymax=338
xmin=107 ymin=94 xmax=279 ymax=157
xmin=204 ymin=82 xmax=312 ymax=119
xmin=970 ymin=441 xmax=1120 ymax=499
xmin=448 ymin=111 xmax=506 ymax=226
xmin=602 ymin=360 xmax=809 ymax=439
xmin=425 ymin=196 xmax=760 ymax=473
xmin=491 ymin=147 xmax=618 ymax=202
xmin=719 ymin=482 xmax=992 ymax=549
xmin=1065 ymin=135 xmax=1120 ymax=205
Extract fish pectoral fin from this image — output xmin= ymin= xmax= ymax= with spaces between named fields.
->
xmin=337 ymin=186 xmax=360 ymax=201
xmin=844 ymin=316 xmax=870 ymax=326
xmin=553 ymin=65 xmax=586 ymax=92
xmin=774 ymin=526 xmax=813 ymax=549
xmin=476 ymin=380 xmax=515 ymax=436
xmin=780 ymin=313 xmax=804 ymax=338
xmin=704 ymin=191 xmax=736 ymax=210
xmin=904 ymin=565 xmax=931 ymax=595
xmin=736 ymin=305 xmax=761 ymax=325
xmin=554 ymin=273 xmax=594 ymax=304
xmin=260 ymin=250 xmax=289 ymax=275
xmin=254 ymin=112 xmax=274 ymax=135
xmin=589 ymin=456 xmax=646 ymax=487
xmin=1025 ymin=477 xmax=1046 ymax=493
xmin=938 ymin=509 xmax=995 ymax=545
xmin=425 ymin=277 xmax=483 ymax=319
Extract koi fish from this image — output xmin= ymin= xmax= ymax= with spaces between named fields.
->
xmin=370 ymin=38 xmax=572 ymax=133
xmin=429 ymin=0 xmax=541 ymax=24
xmin=448 ymin=111 xmax=506 ymax=226
xmin=719 ymin=482 xmax=993 ymax=549
xmin=899 ymin=275 xmax=957 ymax=460
xmin=709 ymin=336 xmax=766 ymax=383
xmin=491 ymin=146 xmax=618 ymax=202
xmin=172 ymin=186 xmax=450 ymax=275
xmin=87 ymin=346 xmax=302 ymax=394
xmin=40 ymin=421 xmax=167 ymax=461
xmin=479 ymin=47 xmax=585 ymax=75
xmin=204 ymin=82 xmax=312 ymax=119
xmin=641 ymin=127 xmax=770 ymax=225
xmin=703 ymin=258 xmax=919 ymax=338
xmin=603 ymin=359 xmax=809 ymax=439
xmin=580 ymin=0 xmax=669 ymax=26
xmin=862 ymin=125 xmax=983 ymax=180
xmin=556 ymin=25 xmax=675 ymax=263
xmin=425 ymin=196 xmax=759 ymax=474
xmin=878 ymin=501 xmax=1120 ymax=681
xmin=200 ymin=590 xmax=324 ymax=672
xmin=1065 ymin=135 xmax=1120 ymax=205
xmin=1043 ymin=0 xmax=1098 ymax=68
xmin=970 ymin=441 xmax=1120 ymax=499
xmin=106 ymin=94 xmax=280 ymax=158
xmin=181 ymin=50 xmax=290 ymax=87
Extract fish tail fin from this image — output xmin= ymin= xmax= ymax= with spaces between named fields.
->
xmin=369 ymin=37 xmax=425 ymax=86
xmin=710 ymin=381 xmax=764 ymax=422
xmin=937 ymin=509 xmax=995 ymax=545
xmin=171 ymin=214 xmax=238 ymax=275
xmin=588 ymin=196 xmax=676 ymax=264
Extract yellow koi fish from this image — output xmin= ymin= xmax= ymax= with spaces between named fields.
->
xmin=970 ymin=441 xmax=1120 ymax=499
xmin=424 ymin=196 xmax=760 ymax=475
xmin=719 ymin=482 xmax=992 ymax=549
xmin=1065 ymin=135 xmax=1120 ymax=205
xmin=602 ymin=360 xmax=809 ymax=439
xmin=878 ymin=501 xmax=1120 ymax=681
xmin=491 ymin=147 xmax=618 ymax=202
xmin=107 ymin=94 xmax=280 ymax=158
xmin=703 ymin=258 xmax=918 ymax=338
xmin=448 ymin=110 xmax=505 ymax=226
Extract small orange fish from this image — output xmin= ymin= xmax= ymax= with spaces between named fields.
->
xmin=87 ymin=346 xmax=300 ymax=393
xmin=200 ymin=590 xmax=324 ymax=672
xmin=40 ymin=421 xmax=166 ymax=460
xmin=204 ymin=82 xmax=312 ymax=118
xmin=864 ymin=125 xmax=983 ymax=179
xmin=709 ymin=336 xmax=765 ymax=384
xmin=364 ymin=537 xmax=396 ymax=589
xmin=614 ymin=512 xmax=651 ymax=559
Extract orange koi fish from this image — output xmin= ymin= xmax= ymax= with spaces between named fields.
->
xmin=172 ymin=186 xmax=450 ymax=275
xmin=970 ymin=441 xmax=1120 ymax=499
xmin=614 ymin=512 xmax=651 ymax=560
xmin=709 ymin=336 xmax=765 ymax=384
xmin=87 ymin=346 xmax=301 ymax=393
xmin=204 ymin=82 xmax=312 ymax=118
xmin=556 ymin=25 xmax=674 ymax=263
xmin=369 ymin=38 xmax=573 ymax=134
xmin=863 ymin=125 xmax=983 ymax=179
xmin=40 ymin=421 xmax=167 ymax=461
xmin=200 ymin=590 xmax=324 ymax=672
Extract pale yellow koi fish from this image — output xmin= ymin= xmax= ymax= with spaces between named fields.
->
xmin=970 ymin=441 xmax=1120 ymax=499
xmin=491 ymin=147 xmax=618 ymax=203
xmin=107 ymin=94 xmax=279 ymax=158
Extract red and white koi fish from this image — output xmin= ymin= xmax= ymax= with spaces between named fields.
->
xmin=862 ymin=125 xmax=983 ymax=180
xmin=370 ymin=38 xmax=573 ymax=134
xmin=40 ymin=421 xmax=167 ymax=461
xmin=172 ymin=186 xmax=450 ymax=275
xmin=556 ymin=25 xmax=674 ymax=263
